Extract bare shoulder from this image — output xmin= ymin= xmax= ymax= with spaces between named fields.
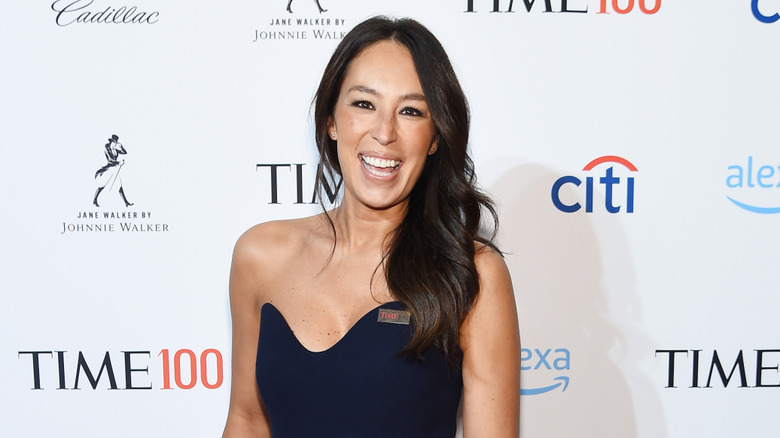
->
xmin=234 ymin=215 xmax=326 ymax=263
xmin=472 ymin=243 xmax=514 ymax=303
xmin=461 ymin=243 xmax=518 ymax=350
xmin=473 ymin=243 xmax=510 ymax=281
xmin=230 ymin=214 xmax=331 ymax=301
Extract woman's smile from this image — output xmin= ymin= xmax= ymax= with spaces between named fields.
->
xmin=359 ymin=153 xmax=402 ymax=179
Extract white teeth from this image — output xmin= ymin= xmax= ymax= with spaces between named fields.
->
xmin=361 ymin=155 xmax=399 ymax=169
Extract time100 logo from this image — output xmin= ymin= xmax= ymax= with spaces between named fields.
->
xmin=464 ymin=0 xmax=661 ymax=14
xmin=598 ymin=0 xmax=660 ymax=14
xmin=18 ymin=348 xmax=224 ymax=390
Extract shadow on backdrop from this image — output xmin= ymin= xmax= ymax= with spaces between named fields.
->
xmin=490 ymin=163 xmax=667 ymax=438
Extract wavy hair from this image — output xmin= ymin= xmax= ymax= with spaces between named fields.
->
xmin=313 ymin=16 xmax=498 ymax=364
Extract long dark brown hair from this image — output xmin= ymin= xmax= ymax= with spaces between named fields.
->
xmin=313 ymin=16 xmax=498 ymax=364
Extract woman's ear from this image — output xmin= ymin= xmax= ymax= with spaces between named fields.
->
xmin=327 ymin=117 xmax=337 ymax=140
xmin=428 ymin=134 xmax=439 ymax=155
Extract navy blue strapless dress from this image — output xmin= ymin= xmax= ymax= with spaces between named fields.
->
xmin=256 ymin=301 xmax=462 ymax=437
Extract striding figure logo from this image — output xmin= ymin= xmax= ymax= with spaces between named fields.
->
xmin=93 ymin=134 xmax=133 ymax=208
xmin=286 ymin=0 xmax=327 ymax=13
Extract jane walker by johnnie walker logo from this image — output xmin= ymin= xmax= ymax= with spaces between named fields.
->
xmin=252 ymin=0 xmax=347 ymax=43
xmin=59 ymin=133 xmax=169 ymax=235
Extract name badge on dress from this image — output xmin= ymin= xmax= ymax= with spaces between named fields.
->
xmin=377 ymin=308 xmax=410 ymax=325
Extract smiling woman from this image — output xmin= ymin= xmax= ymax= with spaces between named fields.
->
xmin=223 ymin=16 xmax=520 ymax=438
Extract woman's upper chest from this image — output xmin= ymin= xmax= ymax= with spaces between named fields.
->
xmin=259 ymin=249 xmax=394 ymax=352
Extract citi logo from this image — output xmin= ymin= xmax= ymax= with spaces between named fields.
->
xmin=726 ymin=157 xmax=780 ymax=214
xmin=752 ymin=0 xmax=779 ymax=23
xmin=521 ymin=347 xmax=570 ymax=396
xmin=551 ymin=155 xmax=637 ymax=214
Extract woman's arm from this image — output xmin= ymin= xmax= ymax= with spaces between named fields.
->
xmin=460 ymin=247 xmax=521 ymax=437
xmin=222 ymin=229 xmax=272 ymax=438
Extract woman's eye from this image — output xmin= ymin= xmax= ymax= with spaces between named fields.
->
xmin=352 ymin=100 xmax=373 ymax=110
xmin=400 ymin=107 xmax=423 ymax=117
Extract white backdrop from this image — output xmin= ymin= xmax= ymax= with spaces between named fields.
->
xmin=2 ymin=1 xmax=779 ymax=436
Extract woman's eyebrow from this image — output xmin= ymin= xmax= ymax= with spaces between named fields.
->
xmin=347 ymin=85 xmax=377 ymax=95
xmin=347 ymin=85 xmax=426 ymax=102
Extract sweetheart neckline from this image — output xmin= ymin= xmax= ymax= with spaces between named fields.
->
xmin=261 ymin=301 xmax=402 ymax=354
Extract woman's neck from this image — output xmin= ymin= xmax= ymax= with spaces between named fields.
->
xmin=329 ymin=198 xmax=408 ymax=252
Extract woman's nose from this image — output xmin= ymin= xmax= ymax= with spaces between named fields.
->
xmin=370 ymin=110 xmax=397 ymax=146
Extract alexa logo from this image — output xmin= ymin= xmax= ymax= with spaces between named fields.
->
xmin=726 ymin=157 xmax=780 ymax=214
xmin=552 ymin=155 xmax=637 ymax=214
xmin=521 ymin=347 xmax=571 ymax=396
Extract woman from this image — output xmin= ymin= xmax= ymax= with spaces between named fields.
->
xmin=223 ymin=16 xmax=520 ymax=437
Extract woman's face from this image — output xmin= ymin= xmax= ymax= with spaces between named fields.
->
xmin=329 ymin=40 xmax=438 ymax=213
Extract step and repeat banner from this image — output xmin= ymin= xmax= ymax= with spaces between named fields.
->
xmin=2 ymin=1 xmax=778 ymax=436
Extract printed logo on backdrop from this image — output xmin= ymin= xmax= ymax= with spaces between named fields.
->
xmin=521 ymin=347 xmax=571 ymax=396
xmin=752 ymin=0 xmax=780 ymax=23
xmin=256 ymin=162 xmax=342 ymax=205
xmin=93 ymin=134 xmax=133 ymax=208
xmin=656 ymin=349 xmax=780 ymax=389
xmin=286 ymin=0 xmax=327 ymax=14
xmin=253 ymin=0 xmax=346 ymax=43
xmin=50 ymin=0 xmax=160 ymax=26
xmin=725 ymin=157 xmax=780 ymax=214
xmin=552 ymin=155 xmax=637 ymax=214
xmin=18 ymin=348 xmax=224 ymax=390
xmin=60 ymin=133 xmax=169 ymax=235
xmin=464 ymin=0 xmax=661 ymax=14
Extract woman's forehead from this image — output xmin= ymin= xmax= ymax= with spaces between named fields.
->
xmin=341 ymin=41 xmax=424 ymax=97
